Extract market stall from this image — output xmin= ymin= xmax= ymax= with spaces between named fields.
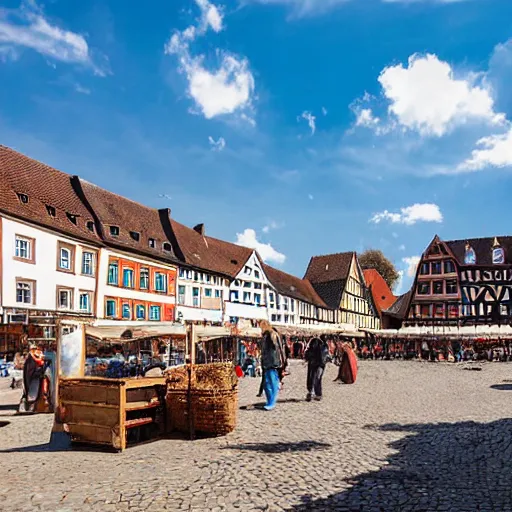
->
xmin=55 ymin=321 xmax=186 ymax=451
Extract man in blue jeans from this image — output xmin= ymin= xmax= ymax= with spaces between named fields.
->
xmin=261 ymin=329 xmax=286 ymax=410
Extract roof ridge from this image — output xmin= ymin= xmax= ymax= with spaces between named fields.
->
xmin=309 ymin=251 xmax=355 ymax=259
xmin=445 ymin=235 xmax=512 ymax=244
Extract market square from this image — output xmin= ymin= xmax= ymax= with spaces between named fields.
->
xmin=2 ymin=360 xmax=512 ymax=512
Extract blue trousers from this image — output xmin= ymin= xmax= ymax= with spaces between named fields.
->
xmin=263 ymin=368 xmax=279 ymax=408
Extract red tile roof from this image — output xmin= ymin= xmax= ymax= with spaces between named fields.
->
xmin=77 ymin=179 xmax=180 ymax=264
xmin=0 ymin=145 xmax=101 ymax=244
xmin=262 ymin=264 xmax=328 ymax=308
xmin=170 ymin=220 xmax=253 ymax=278
xmin=363 ymin=269 xmax=396 ymax=316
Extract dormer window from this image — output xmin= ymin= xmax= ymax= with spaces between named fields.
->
xmin=110 ymin=226 xmax=120 ymax=236
xmin=130 ymin=231 xmax=140 ymax=242
xmin=231 ymin=259 xmax=238 ymax=265
xmin=66 ymin=213 xmax=77 ymax=225
xmin=163 ymin=242 xmax=172 ymax=252
xmin=86 ymin=221 xmax=95 ymax=232
xmin=16 ymin=192 xmax=29 ymax=204
xmin=464 ymin=243 xmax=476 ymax=265
xmin=46 ymin=205 xmax=56 ymax=217
xmin=492 ymin=238 xmax=505 ymax=264
xmin=149 ymin=238 xmax=156 ymax=248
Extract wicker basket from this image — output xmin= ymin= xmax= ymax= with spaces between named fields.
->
xmin=167 ymin=387 xmax=238 ymax=436
xmin=166 ymin=363 xmax=238 ymax=391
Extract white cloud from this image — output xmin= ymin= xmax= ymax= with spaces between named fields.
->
xmin=321 ymin=106 xmax=328 ymax=116
xmin=402 ymin=256 xmax=421 ymax=277
xmin=0 ymin=1 xmax=106 ymax=74
xmin=459 ymin=127 xmax=512 ymax=171
xmin=298 ymin=110 xmax=316 ymax=135
xmin=208 ymin=136 xmax=226 ymax=151
xmin=378 ymin=54 xmax=504 ymax=137
xmin=308 ymin=194 xmax=314 ymax=200
xmin=165 ymin=0 xmax=255 ymax=121
xmin=74 ymin=83 xmax=90 ymax=95
xmin=235 ymin=228 xmax=286 ymax=264
xmin=355 ymin=108 xmax=380 ymax=128
xmin=370 ymin=203 xmax=443 ymax=225
xmin=262 ymin=220 xmax=282 ymax=233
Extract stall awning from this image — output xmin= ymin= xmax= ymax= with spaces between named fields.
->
xmin=86 ymin=322 xmax=186 ymax=341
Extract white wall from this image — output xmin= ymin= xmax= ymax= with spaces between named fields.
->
xmin=1 ymin=216 xmax=97 ymax=314
xmin=176 ymin=267 xmax=228 ymax=313
xmin=96 ymin=248 xmax=177 ymax=318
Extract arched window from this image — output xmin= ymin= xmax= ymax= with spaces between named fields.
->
xmin=464 ymin=244 xmax=476 ymax=265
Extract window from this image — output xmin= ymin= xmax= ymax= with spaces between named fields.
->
xmin=243 ymin=281 xmax=251 ymax=288
xmin=57 ymin=288 xmax=73 ymax=309
xmin=46 ymin=205 xmax=56 ymax=217
xmin=123 ymin=268 xmax=134 ymax=288
xmin=462 ymin=304 xmax=471 ymax=316
xmin=15 ymin=235 xmax=34 ymax=262
xmin=155 ymin=272 xmax=167 ymax=292
xmin=149 ymin=238 xmax=156 ymax=248
xmin=179 ymin=268 xmax=185 ymax=278
xmin=82 ymin=252 xmax=94 ymax=275
xmin=79 ymin=292 xmax=91 ymax=312
xmin=254 ymin=282 xmax=262 ymax=290
xmin=269 ymin=292 xmax=275 ymax=302
xmin=434 ymin=304 xmax=444 ymax=318
xmin=271 ymin=314 xmax=277 ymax=322
xmin=163 ymin=242 xmax=172 ymax=252
xmin=446 ymin=280 xmax=458 ymax=295
xmin=254 ymin=270 xmax=260 ymax=279
xmin=86 ymin=221 xmax=95 ymax=232
xmin=110 ymin=226 xmax=120 ymax=236
xmin=230 ymin=290 xmax=239 ymax=302
xmin=419 ymin=262 xmax=429 ymax=275
xmin=204 ymin=288 xmax=212 ymax=297
xmin=448 ymin=304 xmax=459 ymax=318
xmin=431 ymin=262 xmax=442 ymax=275
xmin=186 ymin=270 xmax=192 ymax=279
xmin=136 ymin=304 xmax=146 ymax=320
xmin=254 ymin=293 xmax=261 ymax=305
xmin=283 ymin=298 xmax=289 ymax=311
xmin=284 ymin=315 xmax=289 ymax=323
xmin=244 ymin=266 xmax=251 ymax=275
xmin=150 ymin=305 xmax=161 ymax=321
xmin=444 ymin=260 xmax=455 ymax=274
xmin=234 ymin=279 xmax=241 ymax=286
xmin=122 ymin=303 xmax=131 ymax=319
xmin=243 ymin=291 xmax=251 ymax=302
xmin=66 ymin=213 xmax=77 ymax=225
xmin=418 ymin=282 xmax=430 ymax=295
xmin=139 ymin=268 xmax=149 ymax=290
xmin=16 ymin=192 xmax=29 ymax=204
xmin=501 ymin=304 xmax=508 ymax=316
xmin=433 ymin=281 xmax=444 ymax=295
xmin=130 ymin=231 xmax=140 ymax=242
xmin=106 ymin=299 xmax=116 ymax=317
xmin=178 ymin=285 xmax=186 ymax=305
xmin=215 ymin=289 xmax=222 ymax=299
xmin=192 ymin=287 xmax=200 ymax=306
xmin=206 ymin=275 xmax=211 ymax=283
xmin=420 ymin=304 xmax=431 ymax=318
xmin=16 ymin=280 xmax=34 ymax=304
xmin=108 ymin=260 xmax=118 ymax=285
xmin=57 ymin=242 xmax=74 ymax=272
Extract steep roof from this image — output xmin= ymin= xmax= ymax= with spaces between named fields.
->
xmin=444 ymin=236 xmax=512 ymax=266
xmin=262 ymin=264 xmax=328 ymax=308
xmin=0 ymin=145 xmax=101 ymax=244
xmin=170 ymin=220 xmax=253 ymax=278
xmin=77 ymin=179 xmax=180 ymax=264
xmin=304 ymin=252 xmax=354 ymax=310
xmin=363 ymin=269 xmax=396 ymax=316
xmin=383 ymin=290 xmax=413 ymax=320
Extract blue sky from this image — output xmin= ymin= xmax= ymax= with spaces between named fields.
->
xmin=1 ymin=0 xmax=512 ymax=294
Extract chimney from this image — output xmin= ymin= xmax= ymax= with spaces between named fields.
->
xmin=193 ymin=223 xmax=205 ymax=235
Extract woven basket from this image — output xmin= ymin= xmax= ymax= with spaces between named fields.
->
xmin=167 ymin=387 xmax=238 ymax=436
xmin=166 ymin=363 xmax=238 ymax=391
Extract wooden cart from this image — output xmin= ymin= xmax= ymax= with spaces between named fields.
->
xmin=59 ymin=376 xmax=166 ymax=451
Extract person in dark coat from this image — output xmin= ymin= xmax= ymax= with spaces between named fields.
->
xmin=304 ymin=336 xmax=330 ymax=402
xmin=260 ymin=329 xmax=286 ymax=410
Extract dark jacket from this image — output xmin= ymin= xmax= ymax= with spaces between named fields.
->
xmin=305 ymin=338 xmax=330 ymax=368
xmin=261 ymin=331 xmax=285 ymax=371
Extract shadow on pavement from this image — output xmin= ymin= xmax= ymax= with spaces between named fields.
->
xmin=240 ymin=398 xmax=304 ymax=410
xmin=0 ymin=421 xmax=10 ymax=428
xmin=490 ymin=384 xmax=512 ymax=391
xmin=287 ymin=419 xmax=512 ymax=511
xmin=222 ymin=441 xmax=331 ymax=453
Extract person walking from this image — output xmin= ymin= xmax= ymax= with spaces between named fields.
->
xmin=304 ymin=336 xmax=329 ymax=402
xmin=260 ymin=329 xmax=286 ymax=410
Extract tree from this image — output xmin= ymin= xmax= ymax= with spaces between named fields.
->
xmin=358 ymin=249 xmax=400 ymax=291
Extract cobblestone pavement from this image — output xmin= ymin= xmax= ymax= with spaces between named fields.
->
xmin=2 ymin=360 xmax=512 ymax=511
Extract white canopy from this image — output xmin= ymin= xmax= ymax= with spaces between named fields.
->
xmin=86 ymin=322 xmax=186 ymax=341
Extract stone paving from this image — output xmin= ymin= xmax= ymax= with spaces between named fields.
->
xmin=2 ymin=360 xmax=512 ymax=511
